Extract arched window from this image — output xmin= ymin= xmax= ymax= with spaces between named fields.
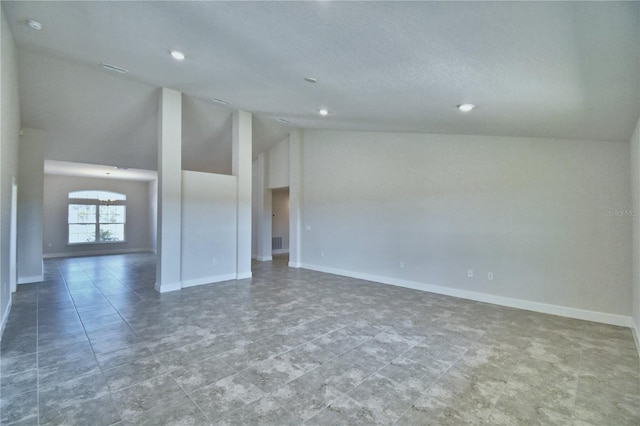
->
xmin=68 ymin=190 xmax=126 ymax=244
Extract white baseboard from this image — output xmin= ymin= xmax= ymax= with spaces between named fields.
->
xmin=272 ymin=249 xmax=289 ymax=255
xmin=181 ymin=273 xmax=237 ymax=288
xmin=18 ymin=275 xmax=43 ymax=285
xmin=301 ymin=263 xmax=633 ymax=328
xmin=44 ymin=248 xmax=154 ymax=259
xmin=257 ymin=256 xmax=273 ymax=262
xmin=237 ymin=271 xmax=252 ymax=280
xmin=154 ymin=281 xmax=181 ymax=293
xmin=1 ymin=293 xmax=12 ymax=341
xmin=288 ymin=262 xmax=302 ymax=268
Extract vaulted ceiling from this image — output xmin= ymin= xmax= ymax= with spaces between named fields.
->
xmin=3 ymin=1 xmax=639 ymax=172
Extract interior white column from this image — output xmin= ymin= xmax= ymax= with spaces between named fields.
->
xmin=233 ymin=111 xmax=252 ymax=278
xmin=17 ymin=128 xmax=45 ymax=284
xmin=155 ymin=88 xmax=182 ymax=292
xmin=288 ymin=129 xmax=302 ymax=267
xmin=256 ymin=152 xmax=272 ymax=261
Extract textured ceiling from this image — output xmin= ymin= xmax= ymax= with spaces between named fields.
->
xmin=3 ymin=1 xmax=640 ymax=169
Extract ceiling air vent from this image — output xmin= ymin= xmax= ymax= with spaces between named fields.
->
xmin=101 ymin=63 xmax=128 ymax=74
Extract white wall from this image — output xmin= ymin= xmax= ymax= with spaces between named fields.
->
xmin=252 ymin=159 xmax=259 ymax=258
xmin=301 ymin=130 xmax=632 ymax=324
xmin=181 ymin=171 xmax=237 ymax=286
xmin=149 ymin=179 xmax=157 ymax=253
xmin=272 ymin=188 xmax=289 ymax=253
xmin=1 ymin=9 xmax=21 ymax=335
xmin=182 ymin=95 xmax=233 ymax=175
xmin=268 ymin=136 xmax=289 ymax=189
xmin=232 ymin=111 xmax=253 ymax=278
xmin=17 ymin=128 xmax=45 ymax=283
xmin=43 ymin=175 xmax=152 ymax=257
xmin=18 ymin=50 xmax=159 ymax=171
xmin=156 ymin=88 xmax=182 ymax=292
xmin=630 ymin=116 xmax=640 ymax=351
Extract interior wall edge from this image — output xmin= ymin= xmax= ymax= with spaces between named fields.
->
xmin=633 ymin=322 xmax=640 ymax=358
xmin=0 ymin=293 xmax=12 ymax=342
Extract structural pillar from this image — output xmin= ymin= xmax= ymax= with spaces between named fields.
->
xmin=17 ymin=128 xmax=45 ymax=284
xmin=288 ymin=129 xmax=302 ymax=267
xmin=255 ymin=152 xmax=272 ymax=261
xmin=155 ymin=88 xmax=182 ymax=292
xmin=233 ymin=111 xmax=252 ymax=278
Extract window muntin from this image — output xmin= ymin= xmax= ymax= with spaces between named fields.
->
xmin=68 ymin=191 xmax=126 ymax=244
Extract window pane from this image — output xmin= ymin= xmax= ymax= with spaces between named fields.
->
xmin=69 ymin=190 xmax=126 ymax=201
xmin=69 ymin=190 xmax=98 ymax=199
xmin=98 ymin=191 xmax=126 ymax=202
xmin=68 ymin=204 xmax=96 ymax=224
xmin=99 ymin=205 xmax=125 ymax=223
xmin=99 ymin=224 xmax=125 ymax=242
xmin=69 ymin=224 xmax=96 ymax=243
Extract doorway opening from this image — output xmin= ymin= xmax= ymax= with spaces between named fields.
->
xmin=271 ymin=187 xmax=290 ymax=263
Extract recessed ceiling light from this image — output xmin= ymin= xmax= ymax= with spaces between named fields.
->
xmin=304 ymin=77 xmax=318 ymax=83
xmin=105 ymin=172 xmax=111 ymax=175
xmin=26 ymin=19 xmax=42 ymax=30
xmin=277 ymin=118 xmax=290 ymax=124
xmin=170 ymin=50 xmax=186 ymax=61
xmin=457 ymin=103 xmax=476 ymax=112
xmin=212 ymin=98 xmax=229 ymax=105
xmin=101 ymin=63 xmax=128 ymax=74
xmin=318 ymin=109 xmax=329 ymax=116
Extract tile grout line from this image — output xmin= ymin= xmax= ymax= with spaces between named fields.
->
xmin=482 ymin=330 xmax=540 ymax=423
xmin=390 ymin=342 xmax=470 ymax=424
xmin=64 ymin=259 xmax=122 ymax=424
xmin=570 ymin=324 xmax=585 ymax=423
xmin=299 ymin=330 xmax=431 ymax=424
xmin=8 ymin=255 xmax=638 ymax=425
xmin=77 ymin=259 xmax=144 ymax=426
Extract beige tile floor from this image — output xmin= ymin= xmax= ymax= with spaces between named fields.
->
xmin=0 ymin=253 xmax=638 ymax=425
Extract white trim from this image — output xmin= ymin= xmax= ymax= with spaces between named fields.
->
xmin=301 ymin=263 xmax=633 ymax=328
xmin=181 ymin=273 xmax=237 ymax=288
xmin=257 ymin=256 xmax=273 ymax=262
xmin=237 ymin=271 xmax=252 ymax=279
xmin=18 ymin=275 xmax=43 ymax=284
xmin=1 ymin=293 xmax=12 ymax=341
xmin=633 ymin=320 xmax=640 ymax=359
xmin=288 ymin=262 xmax=302 ymax=268
xmin=154 ymin=281 xmax=181 ymax=293
xmin=44 ymin=248 xmax=154 ymax=259
xmin=272 ymin=249 xmax=289 ymax=255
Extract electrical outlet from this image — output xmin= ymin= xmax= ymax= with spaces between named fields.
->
xmin=399 ymin=260 xmax=405 ymax=269
xmin=488 ymin=272 xmax=493 ymax=280
xmin=467 ymin=269 xmax=474 ymax=278
xmin=321 ymin=251 xmax=325 ymax=257
xmin=212 ymin=258 xmax=217 ymax=265
xmin=306 ymin=225 xmax=312 ymax=231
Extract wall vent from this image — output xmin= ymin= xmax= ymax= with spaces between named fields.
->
xmin=101 ymin=63 xmax=128 ymax=74
xmin=272 ymin=236 xmax=283 ymax=250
